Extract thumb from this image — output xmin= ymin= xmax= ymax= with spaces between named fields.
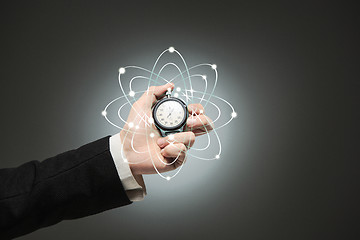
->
xmin=138 ymin=82 xmax=174 ymax=106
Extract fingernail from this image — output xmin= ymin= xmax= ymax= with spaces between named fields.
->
xmin=187 ymin=118 xmax=197 ymax=127
xmin=157 ymin=138 xmax=166 ymax=147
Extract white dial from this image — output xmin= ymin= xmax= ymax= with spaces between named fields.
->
xmin=155 ymin=100 xmax=185 ymax=128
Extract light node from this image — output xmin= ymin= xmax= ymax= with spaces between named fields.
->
xmin=148 ymin=117 xmax=154 ymax=124
xmin=176 ymin=87 xmax=181 ymax=92
xmin=150 ymin=133 xmax=155 ymax=138
xmin=166 ymin=176 xmax=171 ymax=181
xmin=135 ymin=125 xmax=139 ymax=129
xmin=168 ymin=47 xmax=175 ymax=53
xmin=119 ymin=67 xmax=126 ymax=74
xmin=124 ymin=159 xmax=128 ymax=163
xmin=101 ymin=110 xmax=107 ymax=116
xmin=200 ymin=109 xmax=204 ymax=114
xmin=215 ymin=154 xmax=220 ymax=159
xmin=202 ymin=75 xmax=207 ymax=80
xmin=129 ymin=91 xmax=135 ymax=97
xmin=174 ymin=93 xmax=179 ymax=97
xmin=211 ymin=64 xmax=217 ymax=70
xmin=128 ymin=122 xmax=134 ymax=128
xmin=231 ymin=112 xmax=237 ymax=118
xmin=168 ymin=134 xmax=174 ymax=140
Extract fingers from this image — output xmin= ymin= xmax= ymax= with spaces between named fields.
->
xmin=157 ymin=142 xmax=188 ymax=172
xmin=188 ymin=103 xmax=205 ymax=115
xmin=152 ymin=82 xmax=174 ymax=99
xmin=186 ymin=114 xmax=214 ymax=135
xmin=187 ymin=103 xmax=213 ymax=135
xmin=137 ymin=82 xmax=174 ymax=106
xmin=160 ymin=143 xmax=187 ymax=158
xmin=157 ymin=131 xmax=195 ymax=149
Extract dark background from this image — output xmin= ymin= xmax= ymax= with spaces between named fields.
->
xmin=0 ymin=1 xmax=357 ymax=239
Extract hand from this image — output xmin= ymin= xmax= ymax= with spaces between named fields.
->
xmin=119 ymin=83 xmax=214 ymax=176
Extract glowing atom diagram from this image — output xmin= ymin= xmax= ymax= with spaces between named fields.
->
xmin=102 ymin=47 xmax=237 ymax=180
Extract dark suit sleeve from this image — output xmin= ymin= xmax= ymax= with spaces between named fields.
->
xmin=0 ymin=136 xmax=132 ymax=239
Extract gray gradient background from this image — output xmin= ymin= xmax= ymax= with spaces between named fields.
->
xmin=0 ymin=1 xmax=356 ymax=240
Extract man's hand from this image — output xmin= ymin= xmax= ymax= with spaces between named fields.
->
xmin=119 ymin=83 xmax=213 ymax=176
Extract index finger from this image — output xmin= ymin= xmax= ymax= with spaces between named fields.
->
xmin=157 ymin=131 xmax=196 ymax=149
xmin=137 ymin=82 xmax=174 ymax=106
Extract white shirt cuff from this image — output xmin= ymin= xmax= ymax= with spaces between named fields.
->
xmin=109 ymin=133 xmax=146 ymax=201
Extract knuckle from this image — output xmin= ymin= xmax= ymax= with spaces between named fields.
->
xmin=181 ymin=150 xmax=187 ymax=157
xmin=189 ymin=131 xmax=195 ymax=143
xmin=179 ymin=151 xmax=186 ymax=161
xmin=180 ymin=144 xmax=187 ymax=152
xmin=162 ymin=148 xmax=170 ymax=157
xmin=197 ymin=104 xmax=204 ymax=110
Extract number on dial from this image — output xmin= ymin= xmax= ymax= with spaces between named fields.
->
xmin=156 ymin=100 xmax=185 ymax=128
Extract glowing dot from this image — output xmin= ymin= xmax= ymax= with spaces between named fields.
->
xmin=129 ymin=91 xmax=135 ymax=97
xmin=202 ymin=75 xmax=207 ymax=80
xmin=168 ymin=47 xmax=175 ymax=53
xmin=231 ymin=112 xmax=237 ymax=118
xmin=174 ymin=93 xmax=179 ymax=97
xmin=215 ymin=154 xmax=220 ymax=159
xmin=166 ymin=176 xmax=171 ymax=181
xmin=168 ymin=134 xmax=174 ymax=140
xmin=101 ymin=110 xmax=107 ymax=116
xmin=119 ymin=67 xmax=126 ymax=74
xmin=148 ymin=117 xmax=154 ymax=124
xmin=150 ymin=133 xmax=155 ymax=138
xmin=211 ymin=64 xmax=217 ymax=69
xmin=135 ymin=125 xmax=139 ymax=129
xmin=124 ymin=159 xmax=128 ymax=163
xmin=200 ymin=109 xmax=204 ymax=114
xmin=189 ymin=88 xmax=194 ymax=93
xmin=128 ymin=122 xmax=134 ymax=128
xmin=176 ymin=87 xmax=181 ymax=92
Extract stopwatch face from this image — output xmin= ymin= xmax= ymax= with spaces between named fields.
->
xmin=153 ymin=98 xmax=187 ymax=130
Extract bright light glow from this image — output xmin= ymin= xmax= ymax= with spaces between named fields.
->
xmin=128 ymin=122 xmax=134 ymax=128
xmin=174 ymin=93 xmax=179 ymax=97
xmin=202 ymin=75 xmax=207 ymax=80
xmin=176 ymin=87 xmax=181 ymax=92
xmin=211 ymin=64 xmax=217 ymax=69
xmin=129 ymin=91 xmax=135 ymax=97
xmin=135 ymin=125 xmax=139 ymax=129
xmin=101 ymin=110 xmax=107 ymax=116
xmin=215 ymin=154 xmax=220 ymax=159
xmin=168 ymin=134 xmax=174 ymax=140
xmin=168 ymin=47 xmax=175 ymax=53
xmin=231 ymin=112 xmax=237 ymax=118
xmin=200 ymin=109 xmax=204 ymax=114
xmin=148 ymin=117 xmax=154 ymax=124
xmin=189 ymin=88 xmax=194 ymax=94
xmin=150 ymin=133 xmax=155 ymax=138
xmin=166 ymin=176 xmax=171 ymax=181
xmin=124 ymin=159 xmax=128 ymax=163
xmin=119 ymin=67 xmax=126 ymax=74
